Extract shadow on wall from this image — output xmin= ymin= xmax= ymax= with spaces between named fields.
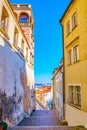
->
xmin=0 ymin=39 xmax=30 ymax=125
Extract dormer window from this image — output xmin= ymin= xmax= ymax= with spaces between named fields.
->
xmin=1 ymin=7 xmax=9 ymax=33
xmin=19 ymin=13 xmax=29 ymax=25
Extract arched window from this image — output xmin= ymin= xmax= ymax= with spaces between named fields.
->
xmin=19 ymin=13 xmax=29 ymax=25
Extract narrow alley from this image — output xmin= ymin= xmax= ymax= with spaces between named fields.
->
xmin=7 ymin=110 xmax=85 ymax=130
xmin=18 ymin=110 xmax=60 ymax=126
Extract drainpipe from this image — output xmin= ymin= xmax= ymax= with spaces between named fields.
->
xmin=61 ymin=25 xmax=65 ymax=120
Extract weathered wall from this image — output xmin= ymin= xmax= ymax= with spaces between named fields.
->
xmin=0 ymin=36 xmax=34 ymax=125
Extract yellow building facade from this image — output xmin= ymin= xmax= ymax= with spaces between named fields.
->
xmin=60 ymin=0 xmax=87 ymax=128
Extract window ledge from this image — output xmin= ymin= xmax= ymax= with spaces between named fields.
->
xmin=0 ymin=27 xmax=9 ymax=40
xmin=68 ymin=103 xmax=81 ymax=110
xmin=72 ymin=25 xmax=78 ymax=31
xmin=73 ymin=60 xmax=80 ymax=64
xmin=67 ymin=63 xmax=72 ymax=66
xmin=66 ymin=32 xmax=71 ymax=37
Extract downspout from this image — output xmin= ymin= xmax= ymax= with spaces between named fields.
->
xmin=61 ymin=25 xmax=65 ymax=120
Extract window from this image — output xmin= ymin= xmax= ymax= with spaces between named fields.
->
xmin=75 ymin=86 xmax=81 ymax=107
xmin=30 ymin=52 xmax=32 ymax=64
xmin=66 ymin=20 xmax=70 ymax=35
xmin=72 ymin=12 xmax=77 ymax=29
xmin=69 ymin=86 xmax=74 ymax=104
xmin=68 ymin=86 xmax=81 ymax=108
xmin=21 ymin=40 xmax=24 ymax=56
xmin=13 ymin=27 xmax=18 ymax=49
xmin=1 ymin=7 xmax=9 ymax=33
xmin=73 ymin=45 xmax=79 ymax=62
xmin=68 ymin=50 xmax=72 ymax=65
xmin=26 ymin=47 xmax=28 ymax=61
xmin=19 ymin=13 xmax=29 ymax=25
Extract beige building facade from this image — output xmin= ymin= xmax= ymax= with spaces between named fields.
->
xmin=60 ymin=0 xmax=87 ymax=128
xmin=52 ymin=59 xmax=64 ymax=121
xmin=0 ymin=0 xmax=35 ymax=125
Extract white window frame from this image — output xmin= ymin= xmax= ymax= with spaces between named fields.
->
xmin=66 ymin=20 xmax=70 ymax=35
xmin=72 ymin=12 xmax=77 ymax=29
xmin=73 ymin=45 xmax=79 ymax=63
xmin=68 ymin=85 xmax=81 ymax=108
xmin=68 ymin=49 xmax=72 ymax=65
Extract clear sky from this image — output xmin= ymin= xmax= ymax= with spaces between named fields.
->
xmin=10 ymin=0 xmax=70 ymax=84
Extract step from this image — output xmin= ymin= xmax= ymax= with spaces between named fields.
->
xmin=31 ymin=110 xmax=58 ymax=116
xmin=7 ymin=126 xmax=86 ymax=130
xmin=19 ymin=116 xmax=60 ymax=126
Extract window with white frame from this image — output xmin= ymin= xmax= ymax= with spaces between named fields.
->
xmin=68 ymin=85 xmax=81 ymax=108
xmin=73 ymin=45 xmax=79 ymax=62
xmin=72 ymin=12 xmax=77 ymax=29
xmin=69 ymin=86 xmax=74 ymax=104
xmin=66 ymin=20 xmax=70 ymax=35
xmin=75 ymin=86 xmax=81 ymax=107
xmin=68 ymin=49 xmax=72 ymax=65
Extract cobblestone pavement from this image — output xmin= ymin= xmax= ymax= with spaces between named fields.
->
xmin=19 ymin=110 xmax=61 ymax=126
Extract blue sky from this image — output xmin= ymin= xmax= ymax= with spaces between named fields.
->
xmin=10 ymin=0 xmax=70 ymax=84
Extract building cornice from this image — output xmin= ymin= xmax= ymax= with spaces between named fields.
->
xmin=60 ymin=0 xmax=73 ymax=24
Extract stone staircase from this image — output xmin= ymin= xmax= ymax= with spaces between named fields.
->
xmin=18 ymin=110 xmax=60 ymax=126
xmin=7 ymin=110 xmax=86 ymax=130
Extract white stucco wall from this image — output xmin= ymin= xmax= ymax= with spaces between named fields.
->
xmin=0 ymin=0 xmax=35 ymax=125
xmin=56 ymin=72 xmax=63 ymax=120
xmin=0 ymin=35 xmax=34 ymax=125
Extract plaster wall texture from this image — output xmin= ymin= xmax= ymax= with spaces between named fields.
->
xmin=0 ymin=0 xmax=35 ymax=125
xmin=66 ymin=104 xmax=87 ymax=128
xmin=61 ymin=0 xmax=87 ymax=128
xmin=0 ymin=36 xmax=34 ymax=125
